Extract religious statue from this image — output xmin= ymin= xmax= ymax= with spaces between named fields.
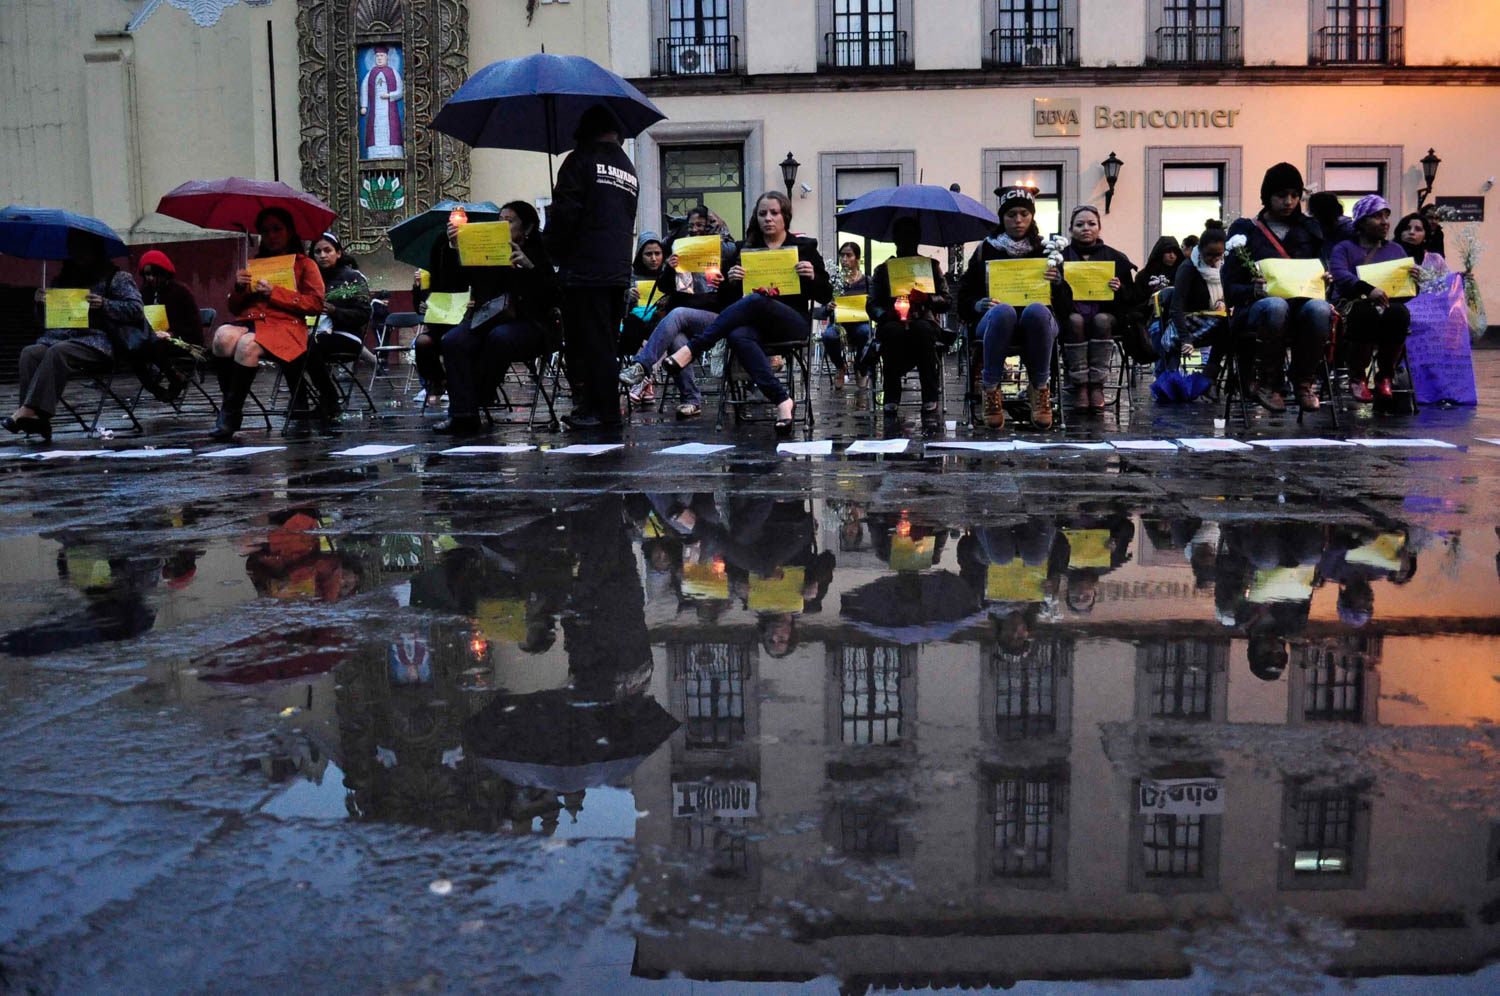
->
xmin=359 ymin=45 xmax=405 ymax=160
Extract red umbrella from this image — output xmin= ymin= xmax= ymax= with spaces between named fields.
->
xmin=155 ymin=177 xmax=337 ymax=241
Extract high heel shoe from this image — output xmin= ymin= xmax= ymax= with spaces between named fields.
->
xmin=13 ymin=415 xmax=52 ymax=441
xmin=661 ymin=352 xmax=689 ymax=377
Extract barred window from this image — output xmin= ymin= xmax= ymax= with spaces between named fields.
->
xmin=1143 ymin=813 xmax=1204 ymax=877
xmin=671 ymin=641 xmax=750 ymax=749
xmin=992 ymin=776 xmax=1056 ymax=878
xmin=1294 ymin=790 xmax=1356 ymax=875
xmin=841 ymin=645 xmax=906 ymax=745
xmin=992 ymin=640 xmax=1070 ymax=740
xmin=838 ymin=802 xmax=901 ymax=857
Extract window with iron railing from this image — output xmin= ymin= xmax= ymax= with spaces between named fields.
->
xmin=992 ymin=775 xmax=1058 ymax=878
xmin=670 ymin=640 xmax=751 ymax=749
xmin=1139 ymin=638 xmax=1227 ymax=721
xmin=824 ymin=0 xmax=909 ymax=70
xmin=653 ymin=0 xmax=740 ymax=76
xmin=988 ymin=0 xmax=1075 ymax=67
xmin=840 ymin=644 xmax=908 ymax=745
xmin=991 ymin=639 xmax=1070 ymax=740
xmin=1298 ymin=636 xmax=1380 ymax=722
xmin=1153 ymin=0 xmax=1240 ymax=64
xmin=1143 ymin=813 xmax=1205 ymax=878
xmin=1314 ymin=0 xmax=1402 ymax=64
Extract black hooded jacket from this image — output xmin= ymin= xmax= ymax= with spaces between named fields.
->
xmin=543 ymin=139 xmax=639 ymax=288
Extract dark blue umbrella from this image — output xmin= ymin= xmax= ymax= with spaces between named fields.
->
xmin=433 ymin=53 xmax=666 ymax=155
xmin=0 ymin=206 xmax=128 ymax=260
xmin=835 ymin=184 xmax=999 ymax=246
xmin=387 ymin=199 xmax=502 ymax=267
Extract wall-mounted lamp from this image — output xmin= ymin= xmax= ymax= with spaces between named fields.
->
xmin=1101 ymin=151 xmax=1123 ymax=214
xmin=1418 ymin=148 xmax=1442 ymax=208
xmin=780 ymin=152 xmax=801 ymax=200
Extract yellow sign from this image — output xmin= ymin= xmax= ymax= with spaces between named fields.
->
xmin=417 ymin=268 xmax=431 ymax=290
xmin=45 ymin=288 xmax=91 ymax=329
xmin=833 ymin=294 xmax=868 ymax=324
xmin=1248 ymin=565 xmax=1315 ymax=604
xmin=635 ymin=279 xmax=661 ymax=307
xmin=424 ymin=290 xmax=470 ymax=326
xmin=456 ymin=222 xmax=512 ymax=266
xmin=887 ymin=256 xmax=936 ymax=296
xmin=987 ymin=258 xmax=1051 ymax=307
xmin=475 ymin=598 xmax=527 ymax=642
xmin=1063 ymin=528 xmax=1112 ymax=570
xmin=889 ymin=534 xmax=936 ymax=572
xmin=986 ymin=560 xmax=1047 ymax=602
xmin=246 ymin=254 xmax=298 ymax=291
xmin=1346 ymin=532 xmax=1405 ymax=572
xmin=671 ymin=235 xmax=721 ymax=273
xmin=143 ymin=304 xmax=170 ymax=332
xmin=682 ymin=561 xmax=729 ymax=600
xmin=1259 ymin=258 xmax=1326 ymax=300
xmin=741 ymin=248 xmax=801 ymax=295
xmin=1033 ymin=97 xmax=1082 ymax=137
xmin=748 ymin=566 xmax=805 ymax=613
xmin=1063 ymin=260 xmax=1116 ymax=302
xmin=1357 ymin=258 xmax=1417 ymax=299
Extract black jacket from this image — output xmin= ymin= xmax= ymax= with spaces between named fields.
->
xmin=424 ymin=233 xmax=559 ymax=330
xmin=317 ymin=261 xmax=371 ymax=337
xmin=1169 ymin=257 xmax=1222 ymax=332
xmin=1222 ymin=209 xmax=1325 ymax=312
xmin=1060 ymin=241 xmax=1139 ymax=319
xmin=957 ymin=239 xmax=1073 ymax=322
xmin=142 ymin=279 xmax=203 ymax=345
xmin=714 ymin=235 xmax=833 ymax=320
xmin=543 ymin=140 xmax=639 ymax=288
xmin=867 ymin=256 xmax=949 ymax=326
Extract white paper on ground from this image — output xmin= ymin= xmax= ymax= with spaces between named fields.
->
xmin=925 ymin=441 xmax=1017 ymax=453
xmin=845 ymin=439 xmax=910 ymax=455
xmin=1111 ymin=439 xmax=1181 ymax=451
xmin=776 ymin=440 xmax=834 ymax=456
xmin=547 ymin=443 xmax=624 ymax=455
xmin=1250 ymin=438 xmax=1355 ymax=449
xmin=100 ymin=449 xmax=195 ymax=459
xmin=440 ymin=444 xmax=537 ymax=455
xmin=657 ymin=442 xmax=734 ymax=455
xmin=1350 ymin=438 xmax=1458 ymax=449
xmin=1177 ymin=438 xmax=1253 ymax=452
xmin=1474 ymin=438 xmax=1500 ymax=447
xmin=29 ymin=450 xmax=111 ymax=460
xmin=331 ymin=444 xmax=414 ymax=457
xmin=1020 ymin=441 xmax=1114 ymax=451
xmin=203 ymin=446 xmax=286 ymax=457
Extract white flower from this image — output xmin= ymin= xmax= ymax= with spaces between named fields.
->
xmin=1225 ymin=234 xmax=1247 ymax=251
xmin=1047 ymin=252 xmax=1064 ymax=266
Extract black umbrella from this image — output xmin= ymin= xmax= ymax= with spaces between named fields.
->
xmin=840 ymin=570 xmax=986 ymax=645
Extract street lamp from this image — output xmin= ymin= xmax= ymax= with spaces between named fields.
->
xmin=1101 ymin=151 xmax=1124 ymax=214
xmin=779 ymin=152 xmax=801 ymax=200
xmin=1418 ymin=148 xmax=1442 ymax=208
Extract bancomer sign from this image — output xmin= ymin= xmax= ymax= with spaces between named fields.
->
xmin=1034 ymin=97 xmax=1240 ymax=137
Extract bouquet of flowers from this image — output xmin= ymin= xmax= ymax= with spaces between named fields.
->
xmin=824 ymin=253 xmax=848 ymax=299
xmin=1042 ymin=234 xmax=1069 ymax=267
xmin=1450 ymin=223 xmax=1487 ymax=339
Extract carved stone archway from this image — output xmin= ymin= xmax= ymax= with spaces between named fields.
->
xmin=297 ymin=0 xmax=471 ymax=254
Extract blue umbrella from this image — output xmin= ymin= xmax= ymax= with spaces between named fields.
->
xmin=387 ymin=199 xmax=501 ymax=267
xmin=0 ymin=206 xmax=128 ymax=260
xmin=433 ymin=53 xmax=666 ymax=155
xmin=835 ymin=184 xmax=999 ymax=246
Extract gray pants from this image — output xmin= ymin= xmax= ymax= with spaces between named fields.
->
xmin=18 ymin=340 xmax=113 ymax=417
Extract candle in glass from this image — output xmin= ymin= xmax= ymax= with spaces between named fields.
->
xmin=894 ymin=295 xmax=911 ymax=321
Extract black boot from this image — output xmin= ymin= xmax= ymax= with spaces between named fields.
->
xmin=210 ymin=364 xmax=256 ymax=440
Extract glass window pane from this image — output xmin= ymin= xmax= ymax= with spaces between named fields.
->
xmin=1001 ymin=168 xmax=1059 ymax=196
xmin=836 ymin=167 xmax=899 ymax=202
xmin=1163 ymin=166 xmax=1222 ymax=194
xmin=1323 ymin=164 xmax=1383 ymax=197
xmin=1161 ymin=197 xmax=1223 ymax=244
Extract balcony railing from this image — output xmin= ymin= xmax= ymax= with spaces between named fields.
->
xmin=1311 ymin=25 xmax=1404 ymax=65
xmin=987 ymin=27 xmax=1076 ymax=68
xmin=821 ymin=30 xmax=911 ymax=71
xmin=653 ymin=34 xmax=739 ymax=76
xmin=1152 ymin=25 xmax=1242 ymax=65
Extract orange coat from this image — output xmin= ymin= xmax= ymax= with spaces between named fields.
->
xmin=227 ymin=253 xmax=325 ymax=362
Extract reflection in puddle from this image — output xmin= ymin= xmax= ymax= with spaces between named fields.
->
xmin=4 ymin=490 xmax=1499 ymax=987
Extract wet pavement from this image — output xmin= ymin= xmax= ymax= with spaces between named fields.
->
xmin=3 ymin=355 xmax=1500 ymax=993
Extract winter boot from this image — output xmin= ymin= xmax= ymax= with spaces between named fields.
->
xmin=1064 ymin=342 xmax=1089 ymax=412
xmin=1086 ymin=339 xmax=1113 ymax=411
xmin=210 ymin=363 xmax=256 ymax=440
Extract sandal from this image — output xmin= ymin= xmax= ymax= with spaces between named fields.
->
xmin=774 ymin=417 xmax=795 ymax=436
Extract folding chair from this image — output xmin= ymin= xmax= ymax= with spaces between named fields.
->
xmin=963 ymin=327 xmax=1065 ymax=429
xmin=369 ymin=311 xmax=425 ymax=399
xmin=713 ymin=334 xmax=814 ymax=431
xmin=866 ymin=334 xmax=948 ymax=421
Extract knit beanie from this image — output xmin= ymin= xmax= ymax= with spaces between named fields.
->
xmin=995 ymin=186 xmax=1037 ymax=217
xmin=1260 ymin=162 xmax=1304 ymax=205
xmin=138 ymin=249 xmax=175 ymax=275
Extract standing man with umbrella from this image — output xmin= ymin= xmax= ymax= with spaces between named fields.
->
xmin=544 ymin=105 xmax=638 ymax=429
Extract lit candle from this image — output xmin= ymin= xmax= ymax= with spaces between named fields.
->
xmin=448 ymin=206 xmax=468 ymax=228
xmin=704 ymin=261 xmax=721 ymax=283
xmin=894 ymin=295 xmax=911 ymax=321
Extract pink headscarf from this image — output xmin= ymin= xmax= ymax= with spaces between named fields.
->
xmin=1351 ymin=194 xmax=1390 ymax=225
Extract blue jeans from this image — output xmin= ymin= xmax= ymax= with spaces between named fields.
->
xmin=822 ymin=321 xmax=870 ymax=372
xmin=633 ymin=307 xmax=710 ymax=405
xmin=979 ymin=302 xmax=1056 ymax=387
xmin=686 ymin=294 xmax=807 ymax=406
xmin=1242 ymin=297 xmax=1332 ymax=380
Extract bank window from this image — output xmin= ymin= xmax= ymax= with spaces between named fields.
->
xmin=1160 ymin=164 xmax=1225 ymax=244
xmin=1322 ymin=162 xmax=1385 ymax=202
xmin=992 ymin=775 xmax=1056 ymax=878
xmin=837 ymin=801 xmax=902 ymax=857
xmin=674 ymin=817 xmax=752 ymax=876
xmin=661 ymin=143 xmax=745 ymax=240
xmin=840 ymin=644 xmax=905 ymax=745
xmin=1141 ymin=639 xmax=1224 ymax=721
xmin=1000 ymin=165 xmax=1062 ymax=238
xmin=992 ymin=643 xmax=1059 ymax=740
xmin=1298 ymin=636 xmax=1380 ymax=722
xmin=1293 ymin=789 xmax=1357 ymax=875
xmin=1143 ymin=813 xmax=1205 ymax=878
xmin=836 ymin=167 xmax=900 ymax=274
xmin=682 ymin=646 xmax=747 ymax=749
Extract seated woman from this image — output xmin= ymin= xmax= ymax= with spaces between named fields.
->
xmin=621 ymin=232 xmax=668 ymax=405
xmin=1328 ymin=195 xmax=1411 ymax=405
xmin=136 ymin=249 xmax=201 ymax=402
xmin=823 ymin=241 xmax=871 ymax=389
xmin=1059 ymin=204 xmax=1138 ymax=413
xmin=958 ymin=186 xmax=1071 ymax=430
xmin=1134 ymin=235 xmax=1182 ymax=299
xmin=617 ymin=207 xmax=731 ymax=420
xmin=306 ymin=233 xmax=371 ymax=417
xmin=435 ymin=200 xmax=557 ymax=434
xmin=1395 ymin=211 xmax=1449 ymax=281
xmin=662 ymin=191 xmax=832 ymax=435
xmin=6 ymin=231 xmax=144 ymax=442
xmin=866 ymin=217 xmax=950 ymax=428
xmin=1165 ymin=221 xmax=1230 ymax=374
xmin=210 ymin=207 xmax=325 ymax=439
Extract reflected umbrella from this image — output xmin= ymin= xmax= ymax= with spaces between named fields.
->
xmin=840 ymin=570 xmax=986 ymax=645
xmin=466 ymin=689 xmax=678 ymax=793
